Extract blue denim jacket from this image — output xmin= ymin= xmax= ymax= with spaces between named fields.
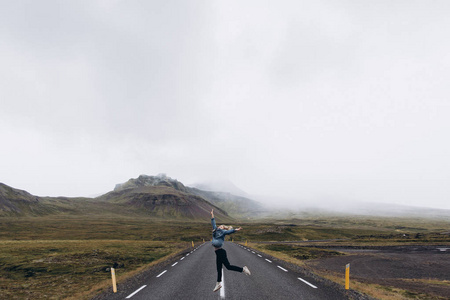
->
xmin=211 ymin=218 xmax=235 ymax=248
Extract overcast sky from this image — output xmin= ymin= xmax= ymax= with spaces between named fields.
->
xmin=1 ymin=1 xmax=450 ymax=210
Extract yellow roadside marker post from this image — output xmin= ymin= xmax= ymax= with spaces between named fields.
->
xmin=245 ymin=240 xmax=248 ymax=246
xmin=203 ymin=239 xmax=205 ymax=243
xmin=192 ymin=241 xmax=194 ymax=248
xmin=111 ymin=268 xmax=117 ymax=293
xmin=345 ymin=264 xmax=350 ymax=290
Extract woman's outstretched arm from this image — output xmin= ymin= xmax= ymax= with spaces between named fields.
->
xmin=223 ymin=227 xmax=242 ymax=235
xmin=211 ymin=209 xmax=217 ymax=229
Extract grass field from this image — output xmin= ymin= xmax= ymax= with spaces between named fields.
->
xmin=0 ymin=215 xmax=448 ymax=299
xmin=0 ymin=217 xmax=204 ymax=299
xmin=0 ymin=240 xmax=183 ymax=299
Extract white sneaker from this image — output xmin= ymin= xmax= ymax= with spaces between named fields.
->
xmin=243 ymin=266 xmax=251 ymax=275
xmin=213 ymin=282 xmax=222 ymax=292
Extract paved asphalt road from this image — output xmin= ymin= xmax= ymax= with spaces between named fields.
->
xmin=106 ymin=242 xmax=346 ymax=300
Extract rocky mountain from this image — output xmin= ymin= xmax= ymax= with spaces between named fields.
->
xmin=114 ymin=174 xmax=188 ymax=193
xmin=0 ymin=175 xmax=234 ymax=221
xmin=97 ymin=174 xmax=231 ymax=220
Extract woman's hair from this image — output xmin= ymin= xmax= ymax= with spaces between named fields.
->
xmin=213 ymin=225 xmax=234 ymax=232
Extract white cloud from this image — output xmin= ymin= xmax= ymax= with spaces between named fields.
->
xmin=1 ymin=0 xmax=450 ymax=209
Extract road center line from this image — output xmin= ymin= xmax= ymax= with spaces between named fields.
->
xmin=125 ymin=285 xmax=147 ymax=299
xmin=265 ymin=259 xmax=272 ymax=263
xmin=156 ymin=270 xmax=167 ymax=278
xmin=277 ymin=266 xmax=288 ymax=272
xmin=220 ymin=269 xmax=225 ymax=299
xmin=298 ymin=277 xmax=318 ymax=288
xmin=171 ymin=262 xmax=178 ymax=267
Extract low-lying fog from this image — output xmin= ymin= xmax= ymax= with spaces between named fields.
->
xmin=254 ymin=195 xmax=450 ymax=219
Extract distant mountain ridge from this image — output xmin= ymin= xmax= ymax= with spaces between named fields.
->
xmin=3 ymin=176 xmax=448 ymax=220
xmin=0 ymin=183 xmax=78 ymax=216
xmin=0 ymin=183 xmax=40 ymax=214
xmin=0 ymin=176 xmax=237 ymax=221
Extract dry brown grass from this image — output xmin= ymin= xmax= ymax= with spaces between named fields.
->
xmin=247 ymin=242 xmax=446 ymax=300
xmin=314 ymin=270 xmax=415 ymax=300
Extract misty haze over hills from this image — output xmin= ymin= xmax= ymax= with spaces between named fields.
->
xmin=1 ymin=174 xmax=450 ymax=220
xmin=188 ymin=177 xmax=450 ymax=220
xmin=190 ymin=179 xmax=250 ymax=198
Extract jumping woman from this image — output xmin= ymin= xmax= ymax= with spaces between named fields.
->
xmin=210 ymin=209 xmax=251 ymax=292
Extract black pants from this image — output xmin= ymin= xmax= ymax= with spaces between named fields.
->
xmin=215 ymin=248 xmax=243 ymax=282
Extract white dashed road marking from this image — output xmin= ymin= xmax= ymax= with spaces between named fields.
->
xmin=265 ymin=259 xmax=272 ymax=263
xmin=126 ymin=285 xmax=147 ymax=299
xmin=298 ymin=277 xmax=318 ymax=288
xmin=277 ymin=266 xmax=288 ymax=272
xmin=171 ymin=262 xmax=178 ymax=267
xmin=220 ymin=269 xmax=225 ymax=299
xmin=156 ymin=270 xmax=167 ymax=278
